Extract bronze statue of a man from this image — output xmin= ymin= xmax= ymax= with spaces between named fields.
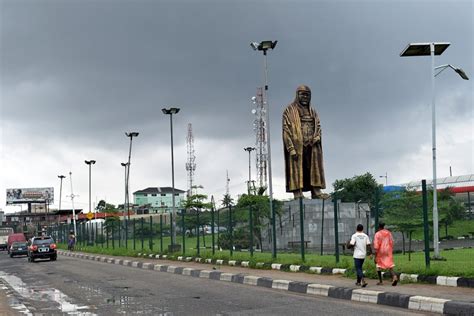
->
xmin=282 ymin=85 xmax=326 ymax=199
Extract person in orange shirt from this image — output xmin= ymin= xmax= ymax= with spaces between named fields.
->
xmin=373 ymin=222 xmax=398 ymax=286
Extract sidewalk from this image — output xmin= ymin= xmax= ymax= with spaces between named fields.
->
xmin=60 ymin=250 xmax=474 ymax=315
xmin=0 ymin=285 xmax=19 ymax=316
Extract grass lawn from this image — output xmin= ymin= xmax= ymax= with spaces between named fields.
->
xmin=61 ymin=233 xmax=474 ymax=278
xmin=411 ymin=219 xmax=474 ymax=240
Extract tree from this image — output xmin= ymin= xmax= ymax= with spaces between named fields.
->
xmin=183 ymin=188 xmax=212 ymax=248
xmin=234 ymin=193 xmax=283 ymax=250
xmin=332 ymin=172 xmax=381 ymax=207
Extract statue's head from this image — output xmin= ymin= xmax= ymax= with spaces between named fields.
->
xmin=295 ymin=85 xmax=311 ymax=107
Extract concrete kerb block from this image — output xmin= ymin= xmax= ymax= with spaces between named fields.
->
xmin=436 ymin=276 xmax=459 ymax=287
xmin=177 ymin=256 xmax=183 ymax=261
xmin=216 ymin=259 xmax=224 ymax=265
xmin=185 ymin=257 xmax=193 ymax=262
xmin=241 ymin=261 xmax=250 ymax=267
xmin=154 ymin=264 xmax=164 ymax=271
xmin=195 ymin=258 xmax=202 ymax=263
xmin=122 ymin=260 xmax=130 ymax=266
xmin=228 ymin=260 xmax=237 ymax=266
xmin=243 ymin=276 xmax=261 ymax=286
xmin=309 ymin=267 xmax=322 ymax=274
xmin=155 ymin=255 xmax=160 ymax=259
xmin=220 ymin=273 xmax=235 ymax=282
xmin=288 ymin=282 xmax=308 ymax=293
xmin=162 ymin=255 xmax=167 ymax=259
xmin=272 ymin=280 xmax=291 ymax=290
xmin=167 ymin=266 xmax=178 ymax=273
xmin=256 ymin=262 xmax=265 ymax=268
xmin=199 ymin=270 xmax=213 ymax=279
xmin=271 ymin=263 xmax=282 ymax=270
xmin=148 ymin=254 xmax=154 ymax=258
xmin=408 ymin=296 xmax=450 ymax=314
xmin=307 ymin=284 xmax=333 ymax=297
xmin=289 ymin=265 xmax=300 ymax=272
xmin=443 ymin=300 xmax=474 ymax=315
xmin=182 ymin=268 xmax=194 ymax=276
xmin=137 ymin=253 xmax=142 ymax=256
xmin=332 ymin=268 xmax=346 ymax=275
xmin=351 ymin=289 xmax=382 ymax=304
xmin=205 ymin=258 xmax=212 ymax=264
xmin=142 ymin=263 xmax=153 ymax=270
xmin=400 ymin=273 xmax=418 ymax=283
xmin=131 ymin=261 xmax=140 ymax=268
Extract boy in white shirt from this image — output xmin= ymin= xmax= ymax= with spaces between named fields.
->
xmin=349 ymin=224 xmax=372 ymax=287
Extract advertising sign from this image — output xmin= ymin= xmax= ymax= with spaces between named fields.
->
xmin=6 ymin=187 xmax=54 ymax=204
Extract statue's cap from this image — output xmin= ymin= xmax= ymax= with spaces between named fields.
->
xmin=296 ymin=85 xmax=311 ymax=93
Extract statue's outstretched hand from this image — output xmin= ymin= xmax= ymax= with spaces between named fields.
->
xmin=312 ymin=135 xmax=321 ymax=145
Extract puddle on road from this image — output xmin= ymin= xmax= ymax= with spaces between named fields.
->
xmin=0 ymin=270 xmax=96 ymax=315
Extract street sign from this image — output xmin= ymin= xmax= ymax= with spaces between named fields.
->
xmin=86 ymin=212 xmax=94 ymax=220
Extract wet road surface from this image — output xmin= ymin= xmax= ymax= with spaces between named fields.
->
xmin=0 ymin=251 xmax=427 ymax=315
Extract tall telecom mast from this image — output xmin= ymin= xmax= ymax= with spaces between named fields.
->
xmin=252 ymin=87 xmax=267 ymax=192
xmin=185 ymin=123 xmax=196 ymax=197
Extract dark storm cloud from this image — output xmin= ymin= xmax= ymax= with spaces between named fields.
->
xmin=0 ymin=0 xmax=472 ymax=204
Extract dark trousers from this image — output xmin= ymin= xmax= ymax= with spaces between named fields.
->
xmin=354 ymin=258 xmax=365 ymax=283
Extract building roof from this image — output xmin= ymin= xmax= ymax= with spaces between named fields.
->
xmin=133 ymin=187 xmax=186 ymax=195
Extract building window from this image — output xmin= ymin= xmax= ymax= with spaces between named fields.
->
xmin=174 ymin=193 xmax=179 ymax=196
xmin=161 ymin=194 xmax=166 ymax=196
xmin=152 ymin=194 xmax=157 ymax=196
xmin=143 ymin=194 xmax=148 ymax=196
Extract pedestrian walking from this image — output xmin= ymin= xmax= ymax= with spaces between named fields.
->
xmin=348 ymin=224 xmax=372 ymax=287
xmin=68 ymin=231 xmax=76 ymax=251
xmin=373 ymin=222 xmax=398 ymax=286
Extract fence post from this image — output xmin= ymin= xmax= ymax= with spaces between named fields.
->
xmin=133 ymin=218 xmax=136 ymax=250
xmin=375 ymin=188 xmax=380 ymax=231
xmin=422 ymin=180 xmax=431 ymax=268
xmin=101 ymin=222 xmax=104 ymax=248
xmin=320 ymin=198 xmax=325 ymax=255
xmin=299 ymin=196 xmax=305 ymax=262
xmin=196 ymin=209 xmax=200 ymax=257
xmin=181 ymin=210 xmax=186 ymax=256
xmin=333 ymin=195 xmax=339 ymax=264
xmin=160 ymin=214 xmax=163 ymax=253
xmin=249 ymin=205 xmax=254 ymax=257
xmin=141 ymin=217 xmax=144 ymax=250
xmin=118 ymin=219 xmax=121 ymax=248
xmin=125 ymin=219 xmax=129 ymax=249
xmin=111 ymin=223 xmax=115 ymax=249
xmin=229 ymin=204 xmax=233 ymax=257
xmin=149 ymin=216 xmax=153 ymax=251
xmin=106 ymin=223 xmax=109 ymax=249
xmin=211 ymin=197 xmax=215 ymax=256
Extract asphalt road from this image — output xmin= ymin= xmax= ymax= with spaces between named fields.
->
xmin=0 ymin=252 xmax=426 ymax=315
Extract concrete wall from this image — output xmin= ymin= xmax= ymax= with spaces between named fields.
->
xmin=261 ymin=199 xmax=372 ymax=253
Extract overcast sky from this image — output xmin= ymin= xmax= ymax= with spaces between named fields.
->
xmin=1 ymin=0 xmax=472 ymax=213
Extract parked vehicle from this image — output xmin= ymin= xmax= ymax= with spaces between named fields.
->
xmin=0 ymin=227 xmax=14 ymax=250
xmin=28 ymin=236 xmax=57 ymax=262
xmin=7 ymin=233 xmax=26 ymax=254
xmin=10 ymin=241 xmax=28 ymax=257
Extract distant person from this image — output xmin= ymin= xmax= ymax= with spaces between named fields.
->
xmin=348 ymin=224 xmax=372 ymax=287
xmin=373 ymin=222 xmax=398 ymax=286
xmin=68 ymin=231 xmax=76 ymax=251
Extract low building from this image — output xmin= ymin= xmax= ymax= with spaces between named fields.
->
xmin=133 ymin=187 xmax=186 ymax=213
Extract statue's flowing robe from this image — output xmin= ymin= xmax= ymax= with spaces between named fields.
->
xmin=282 ymin=102 xmax=326 ymax=192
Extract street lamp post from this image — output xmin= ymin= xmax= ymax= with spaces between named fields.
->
xmin=244 ymin=147 xmax=256 ymax=195
xmin=379 ymin=172 xmax=388 ymax=186
xmin=121 ymin=162 xmax=129 ymax=221
xmin=162 ymin=107 xmax=180 ymax=251
xmin=85 ymin=160 xmax=96 ymax=244
xmin=125 ymin=132 xmax=139 ymax=220
xmin=57 ymin=175 xmax=65 ymax=212
xmin=251 ymin=40 xmax=278 ymax=258
xmin=400 ymin=42 xmax=469 ymax=259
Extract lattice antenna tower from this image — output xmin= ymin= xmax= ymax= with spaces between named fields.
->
xmin=226 ymin=170 xmax=230 ymax=197
xmin=185 ymin=123 xmax=196 ymax=197
xmin=252 ymin=87 xmax=267 ymax=190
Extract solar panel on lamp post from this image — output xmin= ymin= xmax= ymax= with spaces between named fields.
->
xmin=250 ymin=40 xmax=278 ymax=259
xmin=244 ymin=147 xmax=256 ymax=195
xmin=162 ymin=107 xmax=180 ymax=251
xmin=400 ymin=42 xmax=469 ymax=259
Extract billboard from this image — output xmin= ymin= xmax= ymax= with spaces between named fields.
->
xmin=6 ymin=187 xmax=54 ymax=204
